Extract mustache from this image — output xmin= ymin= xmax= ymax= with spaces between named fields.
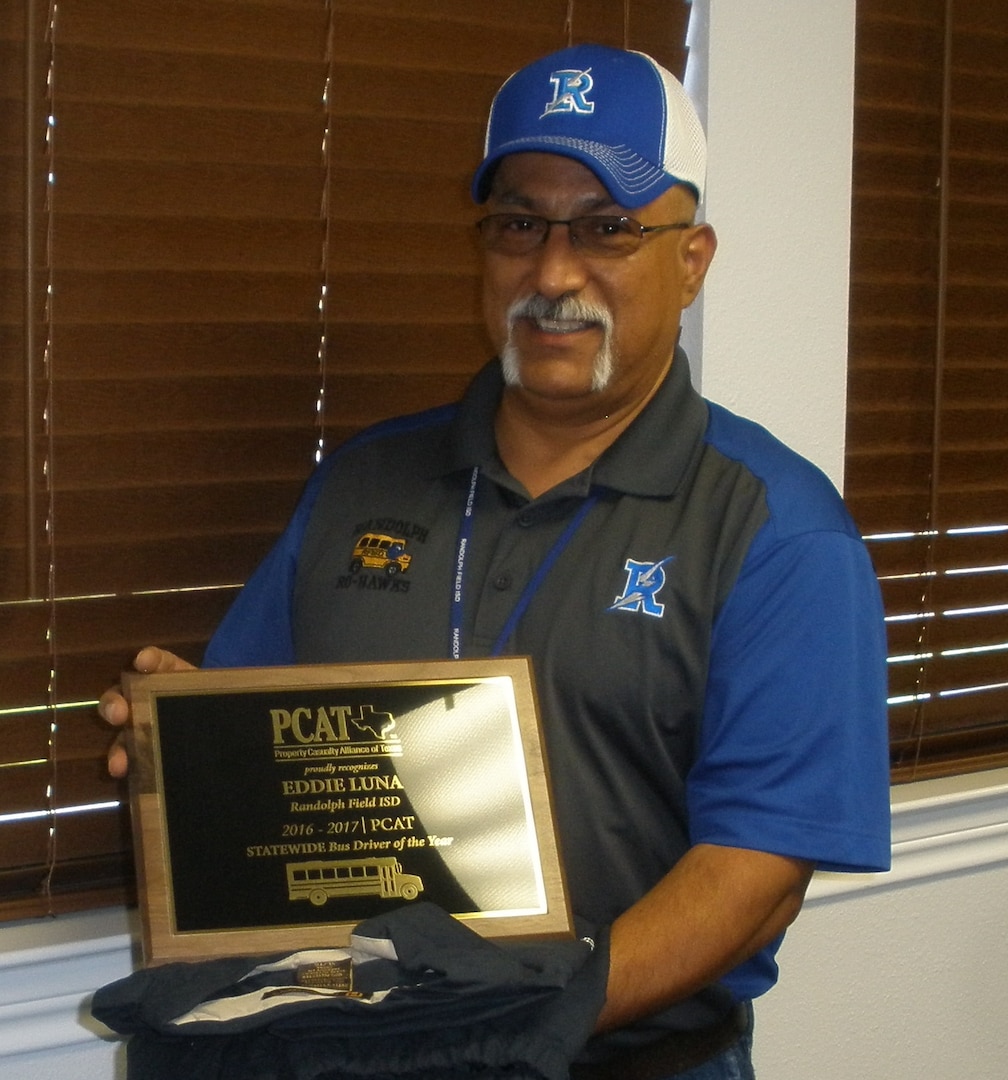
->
xmin=506 ymin=294 xmax=613 ymax=331
xmin=500 ymin=293 xmax=617 ymax=392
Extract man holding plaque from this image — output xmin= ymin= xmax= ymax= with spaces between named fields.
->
xmin=103 ymin=44 xmax=891 ymax=1079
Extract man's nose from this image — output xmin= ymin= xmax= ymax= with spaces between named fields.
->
xmin=527 ymin=223 xmax=590 ymax=300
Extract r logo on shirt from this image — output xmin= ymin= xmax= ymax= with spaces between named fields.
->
xmin=609 ymin=557 xmax=675 ymax=618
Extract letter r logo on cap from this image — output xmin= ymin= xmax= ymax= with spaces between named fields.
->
xmin=541 ymin=68 xmax=595 ymax=118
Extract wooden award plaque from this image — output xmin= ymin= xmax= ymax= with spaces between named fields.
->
xmin=124 ymin=657 xmax=572 ymax=964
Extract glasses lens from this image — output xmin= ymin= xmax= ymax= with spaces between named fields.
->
xmin=477 ymin=215 xmax=547 ymax=254
xmin=569 ymin=216 xmax=640 ymax=256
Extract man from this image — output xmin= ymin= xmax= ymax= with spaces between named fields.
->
xmin=103 ymin=44 xmax=891 ymax=1078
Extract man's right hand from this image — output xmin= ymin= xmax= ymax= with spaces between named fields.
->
xmin=100 ymin=646 xmax=196 ymax=778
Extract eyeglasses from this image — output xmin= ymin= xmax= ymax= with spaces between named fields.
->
xmin=475 ymin=213 xmax=693 ymax=258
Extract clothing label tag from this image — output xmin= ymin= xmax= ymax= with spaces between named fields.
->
xmin=296 ymin=958 xmax=353 ymax=992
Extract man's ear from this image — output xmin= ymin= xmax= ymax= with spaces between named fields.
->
xmin=679 ymin=223 xmax=717 ymax=308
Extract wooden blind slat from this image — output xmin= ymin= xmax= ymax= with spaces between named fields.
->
xmin=50 ymin=160 xmax=324 ymax=217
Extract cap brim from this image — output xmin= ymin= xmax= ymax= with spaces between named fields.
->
xmin=471 ymin=138 xmax=693 ymax=210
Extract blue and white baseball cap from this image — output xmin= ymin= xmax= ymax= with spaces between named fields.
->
xmin=472 ymin=43 xmax=707 ymax=209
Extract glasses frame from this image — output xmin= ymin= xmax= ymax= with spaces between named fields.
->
xmin=475 ymin=213 xmax=694 ymax=258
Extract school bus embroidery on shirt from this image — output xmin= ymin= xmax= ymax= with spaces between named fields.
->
xmin=349 ymin=533 xmax=411 ymax=576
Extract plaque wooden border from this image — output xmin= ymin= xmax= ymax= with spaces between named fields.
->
xmin=125 ymin=657 xmax=572 ymax=965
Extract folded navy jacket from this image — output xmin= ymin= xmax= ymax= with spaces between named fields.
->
xmin=91 ymin=903 xmax=609 ymax=1080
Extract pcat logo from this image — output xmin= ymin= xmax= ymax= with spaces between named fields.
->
xmin=609 ymin=557 xmax=675 ymax=618
xmin=541 ymin=67 xmax=595 ymax=118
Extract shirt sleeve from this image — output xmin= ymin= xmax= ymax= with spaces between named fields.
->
xmin=688 ymin=526 xmax=892 ymax=874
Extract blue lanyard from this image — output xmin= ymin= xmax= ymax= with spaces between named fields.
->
xmin=450 ymin=467 xmax=480 ymax=660
xmin=450 ymin=466 xmax=598 ymax=659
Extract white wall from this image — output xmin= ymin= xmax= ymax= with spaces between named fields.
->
xmin=755 ymin=770 xmax=1008 ymax=1079
xmin=5 ymin=4 xmax=1008 ymax=1079
xmin=759 ymin=869 xmax=1008 ymax=1078
xmin=684 ymin=0 xmax=857 ymax=488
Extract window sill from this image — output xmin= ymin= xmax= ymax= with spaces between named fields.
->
xmin=807 ymin=765 xmax=1008 ymax=902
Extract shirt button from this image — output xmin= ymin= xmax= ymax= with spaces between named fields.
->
xmin=493 ymin=573 xmax=512 ymax=591
xmin=517 ymin=511 xmax=535 ymax=527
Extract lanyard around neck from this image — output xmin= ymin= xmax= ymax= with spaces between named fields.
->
xmin=450 ymin=466 xmax=598 ymax=659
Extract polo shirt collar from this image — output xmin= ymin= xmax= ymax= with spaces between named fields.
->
xmin=447 ymin=347 xmax=709 ymax=499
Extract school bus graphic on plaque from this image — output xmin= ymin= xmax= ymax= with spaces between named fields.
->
xmin=287 ymin=857 xmax=424 ymax=907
